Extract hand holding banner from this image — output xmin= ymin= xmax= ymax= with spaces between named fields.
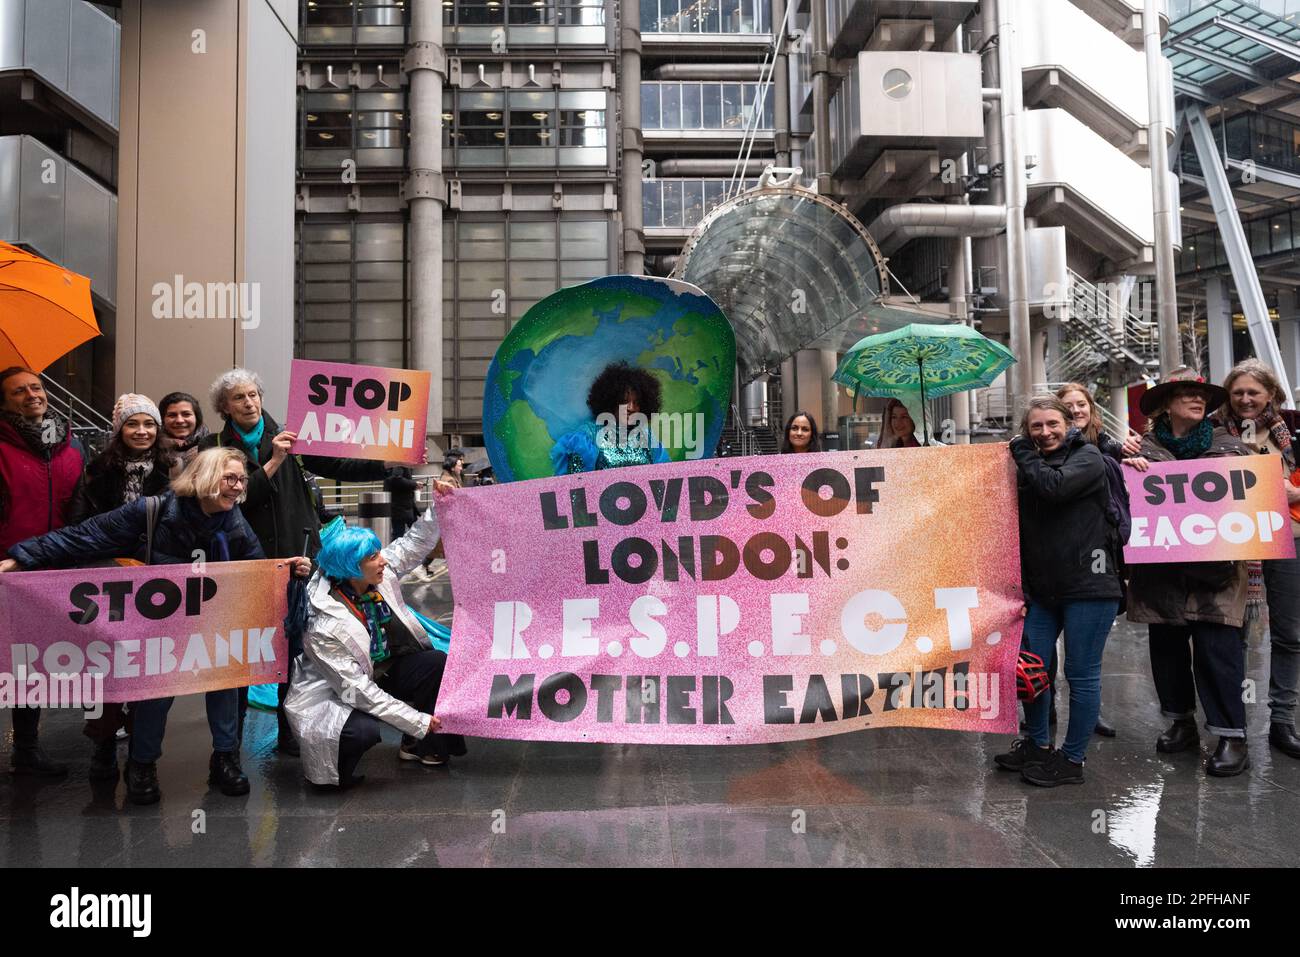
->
xmin=0 ymin=560 xmax=290 ymax=703
xmin=284 ymin=359 xmax=431 ymax=464
xmin=434 ymin=444 xmax=1024 ymax=744
xmin=1123 ymin=455 xmax=1296 ymax=564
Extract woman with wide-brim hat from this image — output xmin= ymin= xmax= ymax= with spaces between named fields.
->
xmin=1126 ymin=367 xmax=1253 ymax=777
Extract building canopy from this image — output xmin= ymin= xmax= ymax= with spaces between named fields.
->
xmin=673 ymin=180 xmax=951 ymax=382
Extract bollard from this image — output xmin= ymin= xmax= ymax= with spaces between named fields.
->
xmin=357 ymin=490 xmax=393 ymax=547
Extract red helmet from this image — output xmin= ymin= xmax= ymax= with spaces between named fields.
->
xmin=1016 ymin=650 xmax=1052 ymax=702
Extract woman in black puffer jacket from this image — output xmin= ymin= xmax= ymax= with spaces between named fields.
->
xmin=2 ymin=448 xmax=310 ymax=807
xmin=994 ymin=395 xmax=1124 ymax=788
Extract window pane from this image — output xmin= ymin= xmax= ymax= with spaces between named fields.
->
xmin=644 ymin=179 xmax=663 ymax=227
xmin=642 ymin=83 xmax=661 ymax=129
xmin=662 ymin=83 xmax=681 ymax=128
xmin=663 ymin=180 xmax=683 ymax=227
xmin=703 ymin=0 xmax=720 ymax=30
xmin=683 ymin=180 xmax=705 ymax=226
xmin=681 ymin=83 xmax=702 ymax=129
xmin=702 ymin=83 xmax=721 ymax=127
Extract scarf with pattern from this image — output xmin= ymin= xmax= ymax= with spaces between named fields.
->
xmin=2 ymin=410 xmax=67 ymax=456
xmin=122 ymin=456 xmax=155 ymax=503
xmin=1221 ymin=404 xmax=1296 ymax=474
xmin=334 ymin=580 xmax=394 ymax=663
xmin=1153 ymin=414 xmax=1213 ymax=460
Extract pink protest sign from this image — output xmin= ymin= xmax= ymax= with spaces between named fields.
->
xmin=0 ymin=560 xmax=290 ymax=703
xmin=435 ymin=444 xmax=1024 ymax=745
xmin=285 ymin=359 xmax=430 ymax=464
xmin=1124 ymin=455 xmax=1296 ymax=564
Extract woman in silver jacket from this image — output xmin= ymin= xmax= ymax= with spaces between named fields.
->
xmin=285 ymin=485 xmax=466 ymax=787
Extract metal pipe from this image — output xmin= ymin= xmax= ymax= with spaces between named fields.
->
xmin=408 ymin=0 xmax=446 ymax=436
xmin=867 ymin=204 xmax=1007 ymax=255
xmin=997 ymin=0 xmax=1033 ymax=417
xmin=772 ymin=0 xmax=791 ymax=167
xmin=623 ymin=0 xmax=645 ymax=275
xmin=659 ymin=158 xmax=770 ymax=175
xmin=1144 ymin=0 xmax=1180 ymax=376
xmin=652 ymin=64 xmax=766 ymax=79
xmin=810 ymin=0 xmax=832 ymax=193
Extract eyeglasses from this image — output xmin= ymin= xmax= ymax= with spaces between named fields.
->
xmin=221 ymin=474 xmax=249 ymax=489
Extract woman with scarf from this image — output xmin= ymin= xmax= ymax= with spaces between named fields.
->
xmin=68 ymin=394 xmax=173 ymax=781
xmin=2 ymin=448 xmax=311 ymax=804
xmin=201 ymin=368 xmax=388 ymax=755
xmin=1214 ymin=359 xmax=1300 ymax=761
xmin=551 ymin=361 xmax=670 ymax=475
xmin=1127 ymin=368 xmax=1253 ymax=776
xmin=157 ymin=391 xmax=210 ymax=476
xmin=286 ymin=484 xmax=466 ymax=789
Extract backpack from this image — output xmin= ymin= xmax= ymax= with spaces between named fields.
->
xmin=1100 ymin=455 xmax=1132 ymax=552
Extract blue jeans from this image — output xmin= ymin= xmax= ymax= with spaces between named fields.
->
xmin=1023 ymin=599 xmax=1119 ymax=762
xmin=128 ymin=689 xmax=240 ymax=763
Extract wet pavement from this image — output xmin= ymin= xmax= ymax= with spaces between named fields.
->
xmin=3 ymin=568 xmax=1299 ymax=867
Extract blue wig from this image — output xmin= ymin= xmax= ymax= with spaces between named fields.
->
xmin=317 ymin=517 xmax=383 ymax=581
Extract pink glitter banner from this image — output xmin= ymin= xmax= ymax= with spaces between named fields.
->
xmin=0 ymin=560 xmax=290 ymax=703
xmin=285 ymin=359 xmax=431 ymax=464
xmin=436 ymin=445 xmax=1023 ymax=744
xmin=1123 ymin=455 xmax=1296 ymax=564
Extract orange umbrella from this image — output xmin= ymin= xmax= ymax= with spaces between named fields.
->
xmin=0 ymin=241 xmax=100 ymax=372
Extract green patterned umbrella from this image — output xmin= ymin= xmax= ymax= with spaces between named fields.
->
xmin=833 ymin=323 xmax=1017 ymax=443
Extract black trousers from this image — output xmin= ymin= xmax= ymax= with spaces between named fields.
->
xmin=336 ymin=648 xmax=466 ymax=782
xmin=10 ymin=706 xmax=39 ymax=750
xmin=1148 ymin=621 xmax=1247 ymax=736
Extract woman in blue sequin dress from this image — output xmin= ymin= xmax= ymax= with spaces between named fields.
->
xmin=551 ymin=361 xmax=672 ymax=475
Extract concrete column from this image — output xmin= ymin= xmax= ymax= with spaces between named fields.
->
xmin=1279 ymin=289 xmax=1300 ymax=394
xmin=1205 ymin=275 xmax=1235 ymax=384
xmin=116 ymin=0 xmax=297 ymax=419
xmin=819 ymin=349 xmax=839 ymax=436
xmin=996 ymin=0 xmax=1033 ymax=420
xmin=408 ymin=0 xmax=446 ymax=436
xmin=621 ymin=0 xmax=645 ymax=274
xmin=1143 ymin=0 xmax=1180 ymax=376
xmin=1030 ymin=324 xmax=1047 ymax=391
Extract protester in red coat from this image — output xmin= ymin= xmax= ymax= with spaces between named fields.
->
xmin=0 ymin=366 xmax=85 ymax=776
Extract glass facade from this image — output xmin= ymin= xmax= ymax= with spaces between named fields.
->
xmin=641 ymin=82 xmax=774 ymax=131
xmin=1171 ymin=0 xmax=1300 ymax=20
xmin=1180 ymin=112 xmax=1300 ymax=177
xmin=300 ymin=88 xmax=406 ymax=169
xmin=302 ymin=1 xmax=407 ymax=45
xmin=443 ymin=0 xmax=606 ymax=46
xmin=1179 ymin=207 xmax=1299 ymax=272
xmin=442 ymin=89 xmax=608 ymax=167
xmin=296 ymin=220 xmax=409 ymax=368
xmin=640 ymin=0 xmax=770 ymax=33
xmin=642 ymin=177 xmax=757 ymax=228
xmin=441 ymin=217 xmax=611 ymax=421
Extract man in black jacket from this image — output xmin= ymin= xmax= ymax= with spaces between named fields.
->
xmin=202 ymin=368 xmax=389 ymax=755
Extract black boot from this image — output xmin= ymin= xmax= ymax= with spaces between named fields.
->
xmin=1156 ymin=719 xmax=1199 ymax=754
xmin=1206 ymin=736 xmax=1250 ymax=777
xmin=9 ymin=746 xmax=68 ymax=777
xmin=125 ymin=759 xmax=161 ymax=805
xmin=208 ymin=750 xmax=250 ymax=796
xmin=1268 ymin=723 xmax=1300 ymax=759
xmin=1093 ymin=715 xmax=1117 ymax=737
xmin=276 ymin=712 xmax=300 ymax=757
xmin=88 ymin=739 xmax=120 ymax=781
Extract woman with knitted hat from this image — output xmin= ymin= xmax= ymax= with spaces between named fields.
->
xmin=68 ymin=393 xmax=174 ymax=781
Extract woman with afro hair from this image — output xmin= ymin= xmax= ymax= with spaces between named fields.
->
xmin=550 ymin=361 xmax=672 ymax=475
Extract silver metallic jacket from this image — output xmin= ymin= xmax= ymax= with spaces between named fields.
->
xmin=285 ymin=505 xmax=443 ymax=785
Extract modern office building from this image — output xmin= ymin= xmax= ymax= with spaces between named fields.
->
xmin=1168 ymin=0 xmax=1300 ymax=399
xmin=0 ymin=0 xmax=119 ymax=431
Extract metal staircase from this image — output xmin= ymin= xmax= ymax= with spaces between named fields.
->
xmin=1036 ymin=271 xmax=1159 ymax=438
xmin=40 ymin=374 xmax=113 ymax=454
